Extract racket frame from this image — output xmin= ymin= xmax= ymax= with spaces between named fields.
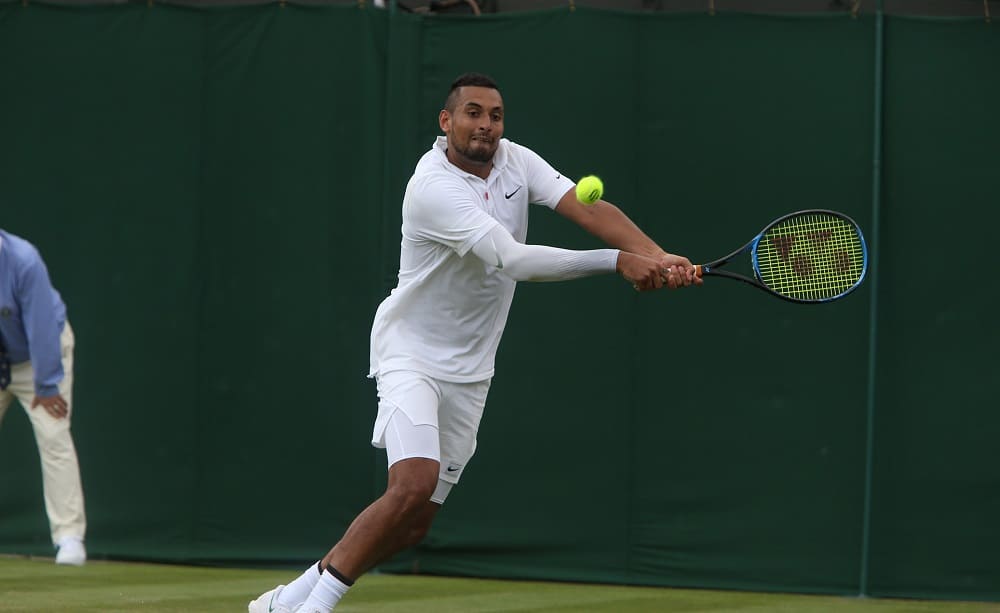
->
xmin=699 ymin=209 xmax=869 ymax=304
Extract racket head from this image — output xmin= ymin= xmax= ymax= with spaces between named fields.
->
xmin=749 ymin=209 xmax=868 ymax=303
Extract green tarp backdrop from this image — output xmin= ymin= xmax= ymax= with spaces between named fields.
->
xmin=0 ymin=2 xmax=997 ymax=602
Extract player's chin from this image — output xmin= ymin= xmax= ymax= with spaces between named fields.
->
xmin=468 ymin=140 xmax=497 ymax=161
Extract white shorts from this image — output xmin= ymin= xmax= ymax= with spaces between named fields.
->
xmin=372 ymin=370 xmax=490 ymax=503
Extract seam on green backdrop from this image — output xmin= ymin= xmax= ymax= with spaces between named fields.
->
xmin=859 ymin=0 xmax=884 ymax=598
xmin=190 ymin=3 xmax=211 ymax=562
xmin=624 ymin=10 xmax=645 ymax=585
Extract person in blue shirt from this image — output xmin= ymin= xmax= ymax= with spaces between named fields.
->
xmin=0 ymin=228 xmax=87 ymax=566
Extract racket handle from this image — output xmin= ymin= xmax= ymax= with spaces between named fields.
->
xmin=694 ymin=264 xmax=704 ymax=277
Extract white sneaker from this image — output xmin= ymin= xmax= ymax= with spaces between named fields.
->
xmin=248 ymin=585 xmax=297 ymax=613
xmin=55 ymin=537 xmax=86 ymax=566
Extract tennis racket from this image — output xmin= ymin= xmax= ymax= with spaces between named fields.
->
xmin=694 ymin=209 xmax=868 ymax=303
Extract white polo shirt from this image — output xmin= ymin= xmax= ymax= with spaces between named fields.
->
xmin=369 ymin=136 xmax=575 ymax=382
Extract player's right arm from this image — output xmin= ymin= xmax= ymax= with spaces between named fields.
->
xmin=470 ymin=225 xmax=665 ymax=289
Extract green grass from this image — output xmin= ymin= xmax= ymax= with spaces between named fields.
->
xmin=1 ymin=556 xmax=998 ymax=612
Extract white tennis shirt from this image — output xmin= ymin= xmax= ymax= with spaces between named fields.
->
xmin=369 ymin=136 xmax=575 ymax=382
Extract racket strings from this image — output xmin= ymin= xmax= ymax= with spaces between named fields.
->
xmin=755 ymin=213 xmax=865 ymax=301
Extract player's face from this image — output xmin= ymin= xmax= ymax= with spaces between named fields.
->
xmin=441 ymin=86 xmax=504 ymax=164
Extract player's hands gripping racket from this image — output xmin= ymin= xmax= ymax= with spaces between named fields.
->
xmin=695 ymin=209 xmax=868 ymax=303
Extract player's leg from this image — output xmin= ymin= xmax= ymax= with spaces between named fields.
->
xmin=299 ymin=372 xmax=446 ymax=612
xmin=327 ymin=370 xmax=444 ymax=571
xmin=252 ymin=454 xmax=441 ymax=613
xmin=325 ymin=455 xmax=440 ymax=574
xmin=251 ymin=371 xmax=443 ymax=613
xmin=346 ymin=375 xmax=492 ymax=565
xmin=323 ymin=376 xmax=491 ymax=590
xmin=302 ymin=376 xmax=492 ymax=609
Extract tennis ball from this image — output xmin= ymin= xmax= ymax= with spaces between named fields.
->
xmin=576 ymin=175 xmax=604 ymax=206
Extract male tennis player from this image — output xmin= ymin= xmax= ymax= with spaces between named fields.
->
xmin=249 ymin=72 xmax=700 ymax=613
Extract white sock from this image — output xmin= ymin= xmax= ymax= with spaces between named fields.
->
xmin=275 ymin=561 xmax=322 ymax=609
xmin=300 ymin=568 xmax=352 ymax=612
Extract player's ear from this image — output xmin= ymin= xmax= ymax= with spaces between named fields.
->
xmin=439 ymin=109 xmax=451 ymax=133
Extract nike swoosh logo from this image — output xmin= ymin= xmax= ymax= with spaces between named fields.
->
xmin=446 ymin=465 xmax=461 ymax=472
xmin=268 ymin=592 xmax=278 ymax=612
xmin=504 ymin=186 xmax=522 ymax=199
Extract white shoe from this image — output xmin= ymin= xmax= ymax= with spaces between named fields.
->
xmin=248 ymin=585 xmax=297 ymax=613
xmin=55 ymin=537 xmax=86 ymax=566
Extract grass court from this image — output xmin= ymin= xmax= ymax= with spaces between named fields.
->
xmin=2 ymin=556 xmax=998 ymax=612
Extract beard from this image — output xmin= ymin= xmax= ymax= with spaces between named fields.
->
xmin=454 ymin=137 xmax=496 ymax=163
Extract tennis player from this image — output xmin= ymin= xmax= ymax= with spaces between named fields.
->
xmin=249 ymin=72 xmax=700 ymax=613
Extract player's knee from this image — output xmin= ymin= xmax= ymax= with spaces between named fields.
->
xmin=386 ymin=476 xmax=437 ymax=514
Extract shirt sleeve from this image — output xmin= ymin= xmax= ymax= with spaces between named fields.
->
xmin=470 ymin=224 xmax=619 ymax=282
xmin=404 ymin=174 xmax=500 ymax=257
xmin=518 ymin=144 xmax=576 ymax=209
xmin=17 ymin=255 xmax=64 ymax=396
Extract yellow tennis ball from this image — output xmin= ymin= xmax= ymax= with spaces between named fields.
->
xmin=575 ymin=175 xmax=604 ymax=206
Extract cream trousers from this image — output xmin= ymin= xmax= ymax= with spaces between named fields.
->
xmin=0 ymin=322 xmax=86 ymax=545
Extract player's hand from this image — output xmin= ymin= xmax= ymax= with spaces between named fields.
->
xmin=655 ymin=253 xmax=702 ymax=289
xmin=617 ymin=252 xmax=665 ymax=292
xmin=32 ymin=394 xmax=69 ymax=419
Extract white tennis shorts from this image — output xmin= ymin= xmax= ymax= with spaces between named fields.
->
xmin=372 ymin=370 xmax=491 ymax=503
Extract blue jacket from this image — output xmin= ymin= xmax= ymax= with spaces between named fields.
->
xmin=0 ymin=229 xmax=67 ymax=396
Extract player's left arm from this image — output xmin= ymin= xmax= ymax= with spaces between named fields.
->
xmin=553 ymin=187 xmax=701 ymax=287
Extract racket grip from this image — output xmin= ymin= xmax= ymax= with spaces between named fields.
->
xmin=694 ymin=265 xmax=704 ymax=277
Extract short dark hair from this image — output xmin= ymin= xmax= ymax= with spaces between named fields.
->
xmin=444 ymin=72 xmax=501 ymax=112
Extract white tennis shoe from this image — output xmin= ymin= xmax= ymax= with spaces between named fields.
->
xmin=248 ymin=585 xmax=297 ymax=613
xmin=54 ymin=537 xmax=86 ymax=566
